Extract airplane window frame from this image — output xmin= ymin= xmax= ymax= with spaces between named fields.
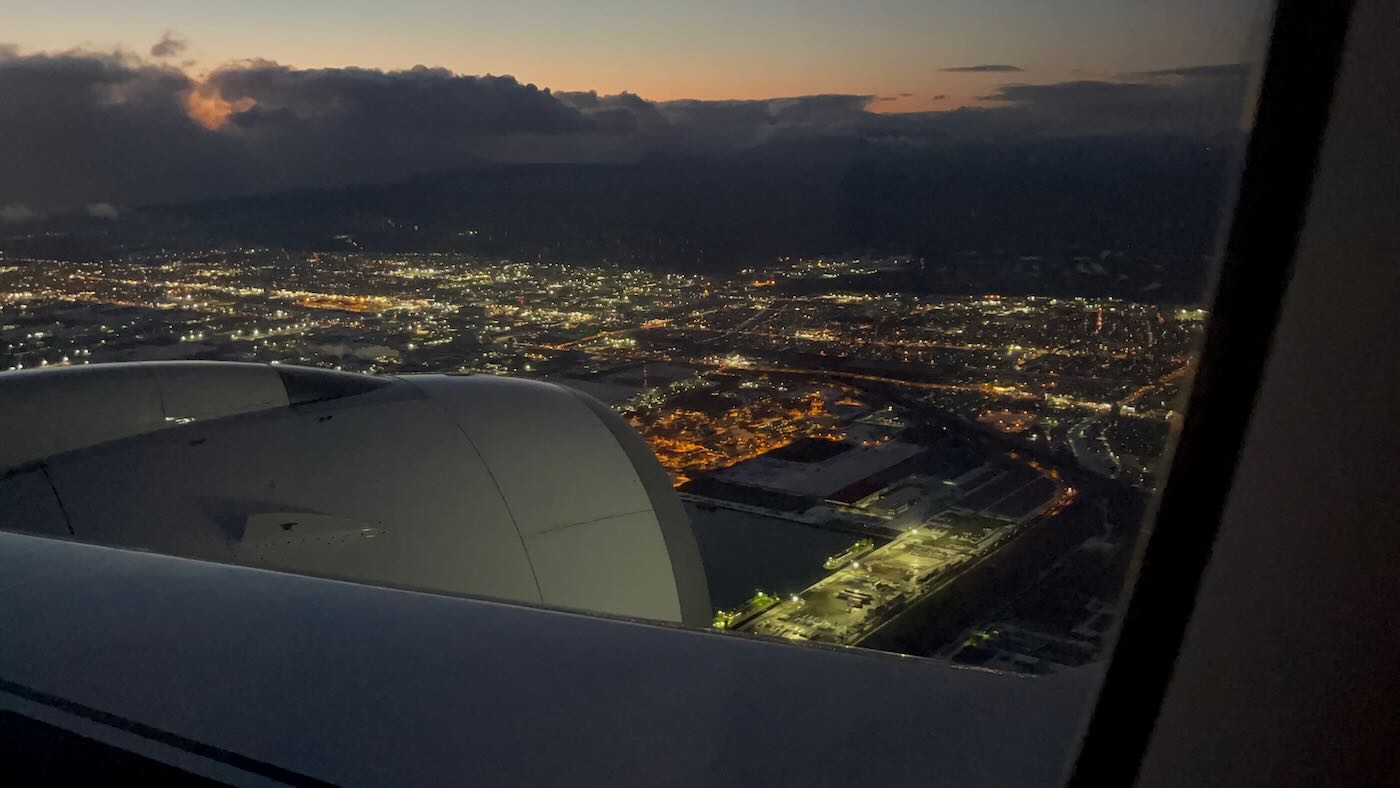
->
xmin=1068 ymin=1 xmax=1358 ymax=784
xmin=0 ymin=1 xmax=1373 ymax=783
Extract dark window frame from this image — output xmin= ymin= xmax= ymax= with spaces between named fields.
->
xmin=1068 ymin=1 xmax=1358 ymax=784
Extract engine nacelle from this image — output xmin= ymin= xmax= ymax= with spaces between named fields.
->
xmin=0 ymin=362 xmax=710 ymax=625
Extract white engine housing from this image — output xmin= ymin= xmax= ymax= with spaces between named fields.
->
xmin=0 ymin=362 xmax=710 ymax=625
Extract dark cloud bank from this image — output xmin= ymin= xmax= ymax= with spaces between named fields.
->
xmin=941 ymin=64 xmax=1025 ymax=73
xmin=0 ymin=48 xmax=1253 ymax=298
xmin=0 ymin=47 xmax=1252 ymax=216
xmin=149 ymin=31 xmax=187 ymax=59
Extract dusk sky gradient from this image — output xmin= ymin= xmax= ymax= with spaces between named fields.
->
xmin=6 ymin=0 xmax=1270 ymax=109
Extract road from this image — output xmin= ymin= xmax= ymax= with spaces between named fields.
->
xmin=1068 ymin=417 xmax=1120 ymax=479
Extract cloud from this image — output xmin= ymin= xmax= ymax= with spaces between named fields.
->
xmin=0 ymin=49 xmax=596 ymax=212
xmin=930 ymin=94 xmax=949 ymax=101
xmin=1 ymin=204 xmax=35 ymax=223
xmin=149 ymin=31 xmax=187 ymax=59
xmin=554 ymin=90 xmax=665 ymax=134
xmin=1135 ymin=63 xmax=1251 ymax=79
xmin=202 ymin=61 xmax=596 ymax=181
xmin=207 ymin=61 xmax=585 ymax=135
xmin=86 ymin=201 xmax=119 ymax=218
xmin=941 ymin=64 xmax=1024 ymax=73
xmin=0 ymin=46 xmax=1255 ymax=215
xmin=968 ymin=65 xmax=1253 ymax=136
xmin=0 ymin=47 xmax=234 ymax=214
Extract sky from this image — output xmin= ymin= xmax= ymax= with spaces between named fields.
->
xmin=0 ymin=0 xmax=1272 ymax=217
xmin=5 ymin=0 xmax=1270 ymax=109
